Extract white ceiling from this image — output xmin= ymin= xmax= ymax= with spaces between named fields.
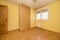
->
xmin=6 ymin=0 xmax=56 ymax=8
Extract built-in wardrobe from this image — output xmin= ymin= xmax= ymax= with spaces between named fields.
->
xmin=19 ymin=4 xmax=30 ymax=31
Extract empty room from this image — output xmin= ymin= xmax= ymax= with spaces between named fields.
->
xmin=0 ymin=0 xmax=60 ymax=40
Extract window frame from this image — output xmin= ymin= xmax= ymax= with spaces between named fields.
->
xmin=36 ymin=9 xmax=48 ymax=20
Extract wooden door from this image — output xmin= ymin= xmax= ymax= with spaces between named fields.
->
xmin=0 ymin=5 xmax=8 ymax=34
xmin=19 ymin=4 xmax=30 ymax=30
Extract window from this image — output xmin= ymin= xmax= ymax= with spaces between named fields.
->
xmin=36 ymin=12 xmax=41 ymax=20
xmin=36 ymin=9 xmax=48 ymax=20
xmin=41 ymin=11 xmax=48 ymax=20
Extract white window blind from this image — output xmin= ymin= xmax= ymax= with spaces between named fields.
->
xmin=41 ymin=11 xmax=48 ymax=20
xmin=36 ymin=9 xmax=48 ymax=20
xmin=36 ymin=13 xmax=41 ymax=20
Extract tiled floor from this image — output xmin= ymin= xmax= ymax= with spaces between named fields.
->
xmin=1 ymin=27 xmax=60 ymax=40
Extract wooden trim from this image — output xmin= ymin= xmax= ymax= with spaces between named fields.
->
xmin=6 ymin=5 xmax=8 ymax=32
xmin=8 ymin=29 xmax=20 ymax=33
xmin=0 ymin=5 xmax=7 ymax=7
xmin=19 ymin=5 xmax=20 ymax=31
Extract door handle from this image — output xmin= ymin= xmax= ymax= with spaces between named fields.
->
xmin=0 ymin=24 xmax=4 ymax=27
xmin=5 ymin=18 xmax=7 ymax=22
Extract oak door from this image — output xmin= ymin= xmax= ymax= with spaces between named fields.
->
xmin=19 ymin=4 xmax=30 ymax=30
xmin=0 ymin=5 xmax=8 ymax=34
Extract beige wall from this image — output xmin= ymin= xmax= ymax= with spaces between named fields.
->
xmin=36 ymin=1 xmax=60 ymax=33
xmin=30 ymin=8 xmax=36 ymax=27
xmin=0 ymin=1 xmax=19 ymax=31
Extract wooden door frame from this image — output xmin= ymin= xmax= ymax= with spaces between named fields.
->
xmin=19 ymin=4 xmax=30 ymax=31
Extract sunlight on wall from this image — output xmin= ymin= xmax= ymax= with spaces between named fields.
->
xmin=36 ymin=0 xmax=60 ymax=33
xmin=30 ymin=8 xmax=36 ymax=27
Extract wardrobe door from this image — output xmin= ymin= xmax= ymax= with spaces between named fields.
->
xmin=19 ymin=4 xmax=30 ymax=30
